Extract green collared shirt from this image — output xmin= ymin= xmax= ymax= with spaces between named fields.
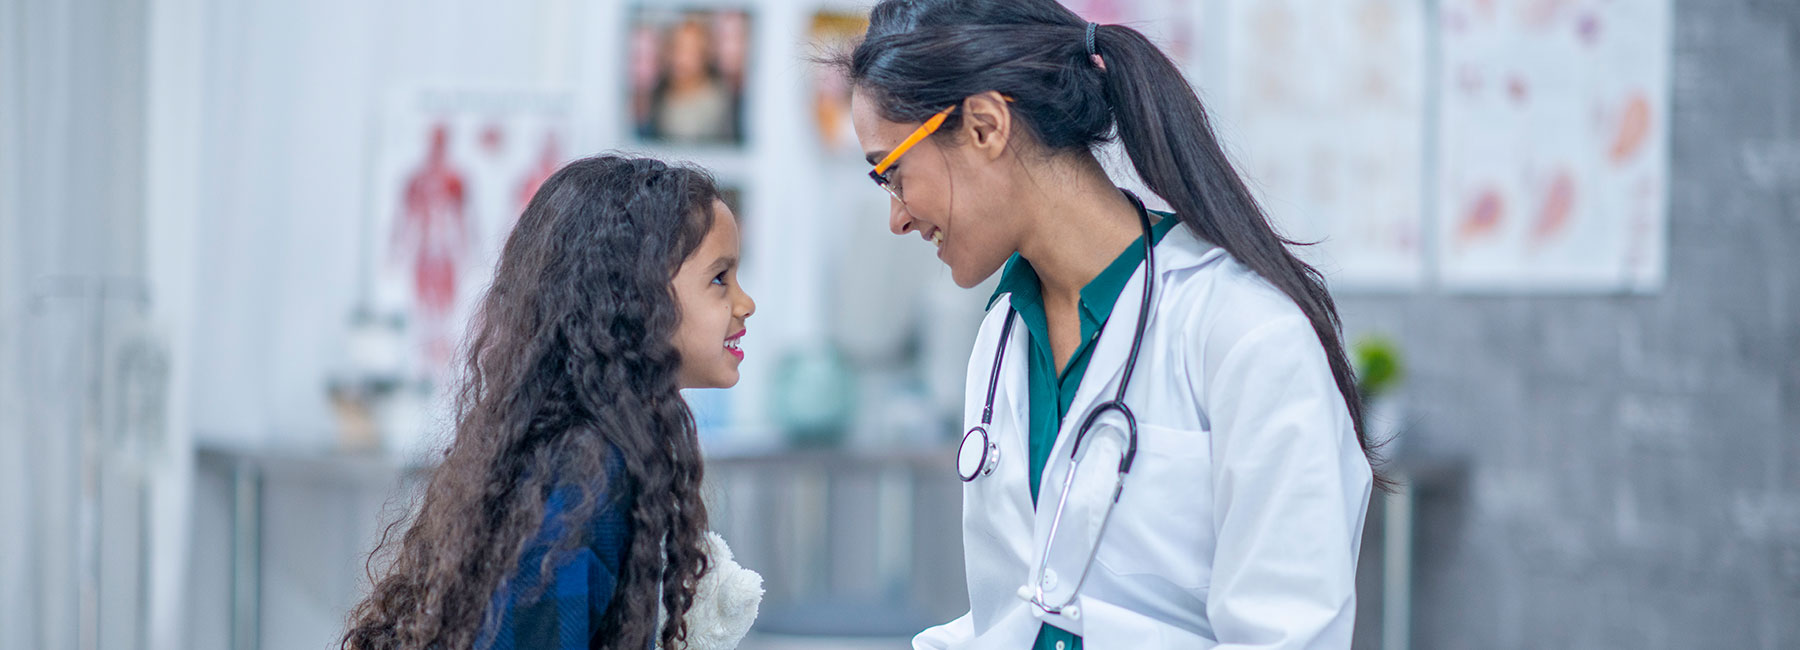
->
xmin=987 ymin=211 xmax=1179 ymax=650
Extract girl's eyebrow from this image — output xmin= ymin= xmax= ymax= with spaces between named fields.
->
xmin=710 ymin=256 xmax=738 ymax=273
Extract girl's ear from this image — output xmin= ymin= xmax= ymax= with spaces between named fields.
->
xmin=960 ymin=91 xmax=1013 ymax=162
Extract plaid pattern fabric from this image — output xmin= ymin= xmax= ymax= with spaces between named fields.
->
xmin=480 ymin=471 xmax=632 ymax=650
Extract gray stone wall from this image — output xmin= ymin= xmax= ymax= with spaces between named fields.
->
xmin=1340 ymin=1 xmax=1800 ymax=648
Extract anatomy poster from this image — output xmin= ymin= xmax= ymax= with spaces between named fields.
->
xmin=368 ymin=89 xmax=573 ymax=383
xmin=1435 ymin=0 xmax=1670 ymax=292
xmin=1215 ymin=0 xmax=1428 ymax=289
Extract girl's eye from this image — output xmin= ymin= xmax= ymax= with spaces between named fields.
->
xmin=711 ymin=272 xmax=728 ymax=287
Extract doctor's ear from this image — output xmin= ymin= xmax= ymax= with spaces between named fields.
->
xmin=958 ymin=92 xmax=1013 ymax=161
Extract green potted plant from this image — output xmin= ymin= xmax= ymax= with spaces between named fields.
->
xmin=1351 ymin=334 xmax=1406 ymax=448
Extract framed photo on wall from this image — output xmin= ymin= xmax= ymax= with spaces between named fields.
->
xmin=806 ymin=10 xmax=868 ymax=154
xmin=628 ymin=6 xmax=752 ymax=148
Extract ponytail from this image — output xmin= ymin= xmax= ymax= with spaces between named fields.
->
xmin=1093 ymin=25 xmax=1391 ymax=490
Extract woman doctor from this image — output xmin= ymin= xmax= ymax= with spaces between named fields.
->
xmin=840 ymin=1 xmax=1384 ymax=648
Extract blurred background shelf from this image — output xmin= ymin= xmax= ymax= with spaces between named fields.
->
xmin=190 ymin=437 xmax=970 ymax=650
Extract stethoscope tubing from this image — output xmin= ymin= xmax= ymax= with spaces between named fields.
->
xmin=958 ymin=189 xmax=1160 ymax=615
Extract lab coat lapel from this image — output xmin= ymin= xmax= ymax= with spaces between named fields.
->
xmin=1020 ymin=259 xmax=1152 ymax=631
xmin=1033 ymin=260 xmax=1150 ymax=505
xmin=986 ymin=296 xmax=1032 ymax=460
xmin=1028 ymin=224 xmax=1218 ymax=528
xmin=1004 ymin=226 xmax=1223 ymax=637
xmin=998 ymin=311 xmax=1031 ymax=460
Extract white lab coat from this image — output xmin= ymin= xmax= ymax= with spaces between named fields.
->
xmin=917 ymin=225 xmax=1373 ymax=649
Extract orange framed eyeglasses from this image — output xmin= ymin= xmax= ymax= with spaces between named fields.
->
xmin=868 ymin=104 xmax=956 ymax=203
xmin=867 ymin=96 xmax=1013 ymax=203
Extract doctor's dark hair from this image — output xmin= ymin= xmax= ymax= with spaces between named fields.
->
xmin=342 ymin=155 xmax=717 ymax=650
xmin=839 ymin=0 xmax=1388 ymax=488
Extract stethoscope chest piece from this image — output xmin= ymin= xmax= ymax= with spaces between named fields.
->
xmin=957 ymin=426 xmax=1000 ymax=482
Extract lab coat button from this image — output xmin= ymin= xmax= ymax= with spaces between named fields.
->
xmin=1055 ymin=642 xmax=1066 ymax=650
xmin=1040 ymin=569 xmax=1059 ymax=589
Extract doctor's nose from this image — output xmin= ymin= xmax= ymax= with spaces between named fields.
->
xmin=889 ymin=199 xmax=917 ymax=236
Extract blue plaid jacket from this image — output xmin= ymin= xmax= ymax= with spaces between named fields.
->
xmin=479 ymin=467 xmax=633 ymax=650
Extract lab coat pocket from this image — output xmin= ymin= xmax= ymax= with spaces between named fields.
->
xmin=1094 ymin=423 xmax=1213 ymax=590
xmin=960 ymin=419 xmax=1035 ymax=567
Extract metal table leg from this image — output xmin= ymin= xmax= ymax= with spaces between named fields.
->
xmin=230 ymin=461 xmax=262 ymax=650
xmin=1381 ymin=482 xmax=1412 ymax=650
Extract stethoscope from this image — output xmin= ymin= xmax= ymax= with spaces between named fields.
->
xmin=955 ymin=189 xmax=1155 ymax=618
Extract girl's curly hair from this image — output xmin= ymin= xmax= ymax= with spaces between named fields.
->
xmin=343 ymin=154 xmax=720 ymax=650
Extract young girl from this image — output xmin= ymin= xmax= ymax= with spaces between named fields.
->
xmin=841 ymin=1 xmax=1382 ymax=648
xmin=342 ymin=155 xmax=756 ymax=650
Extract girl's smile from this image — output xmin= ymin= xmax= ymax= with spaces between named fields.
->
xmin=725 ymin=329 xmax=746 ymax=361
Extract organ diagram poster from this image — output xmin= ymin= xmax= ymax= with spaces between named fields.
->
xmin=1216 ymin=0 xmax=1429 ymax=289
xmin=1435 ymin=0 xmax=1670 ymax=292
xmin=368 ymin=89 xmax=573 ymax=383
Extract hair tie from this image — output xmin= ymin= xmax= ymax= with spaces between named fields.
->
xmin=1085 ymin=22 xmax=1098 ymax=57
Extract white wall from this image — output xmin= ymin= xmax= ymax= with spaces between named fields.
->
xmin=3 ymin=1 xmax=162 ymax=649
xmin=185 ymin=0 xmax=591 ymax=447
xmin=143 ymin=0 xmax=207 ymax=647
xmin=168 ymin=1 xmax=973 ymax=647
xmin=4 ymin=1 xmax=996 ymax=647
xmin=178 ymin=0 xmax=990 ymax=453
xmin=0 ymin=0 xmax=30 ymax=643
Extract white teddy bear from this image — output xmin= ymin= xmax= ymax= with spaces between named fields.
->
xmin=657 ymin=531 xmax=764 ymax=650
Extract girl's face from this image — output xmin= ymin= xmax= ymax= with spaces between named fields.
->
xmin=850 ymin=92 xmax=1022 ymax=288
xmin=673 ymin=200 xmax=755 ymax=389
